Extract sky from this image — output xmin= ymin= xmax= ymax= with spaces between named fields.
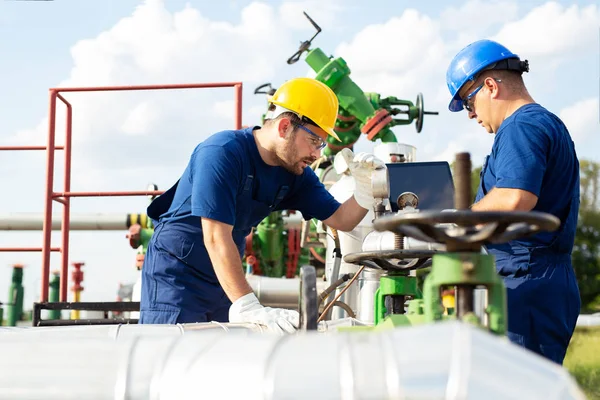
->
xmin=0 ymin=0 xmax=598 ymax=312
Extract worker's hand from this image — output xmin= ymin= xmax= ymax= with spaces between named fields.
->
xmin=229 ymin=292 xmax=299 ymax=334
xmin=334 ymin=148 xmax=386 ymax=210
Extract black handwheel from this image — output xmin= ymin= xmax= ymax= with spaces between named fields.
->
xmin=373 ymin=210 xmax=560 ymax=248
xmin=299 ymin=265 xmax=318 ymax=331
xmin=344 ymin=249 xmax=435 ymax=272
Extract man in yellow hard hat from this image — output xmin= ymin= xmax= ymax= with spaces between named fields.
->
xmin=139 ymin=77 xmax=385 ymax=333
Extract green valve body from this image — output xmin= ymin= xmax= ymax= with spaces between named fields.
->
xmin=48 ymin=272 xmax=61 ymax=320
xmin=422 ymin=253 xmax=507 ymax=335
xmin=6 ymin=266 xmax=24 ymax=327
xmin=374 ymin=275 xmax=420 ymax=325
xmin=305 ymin=48 xmax=397 ymax=145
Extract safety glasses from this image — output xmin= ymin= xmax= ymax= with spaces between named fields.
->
xmin=295 ymin=124 xmax=327 ymax=151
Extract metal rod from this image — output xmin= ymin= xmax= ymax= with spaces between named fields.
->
xmin=234 ymin=83 xmax=243 ymax=129
xmin=49 ymin=82 xmax=243 ymax=93
xmin=456 ymin=286 xmax=475 ymax=319
xmin=453 ymin=152 xmax=472 ymax=210
xmin=41 ymin=90 xmax=58 ymax=302
xmin=53 ymin=190 xmax=165 ymax=197
xmin=59 ymin=93 xmax=73 ymax=302
xmin=0 ymin=146 xmax=64 ymax=151
xmin=0 ymin=247 xmax=60 ymax=252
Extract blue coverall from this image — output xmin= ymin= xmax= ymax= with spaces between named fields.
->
xmin=139 ymin=127 xmax=340 ymax=324
xmin=475 ymin=103 xmax=581 ymax=364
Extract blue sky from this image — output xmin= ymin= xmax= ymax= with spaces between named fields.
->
xmin=0 ymin=0 xmax=598 ymax=309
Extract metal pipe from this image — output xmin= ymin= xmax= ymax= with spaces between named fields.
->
xmin=0 ymin=212 xmax=304 ymax=231
xmin=453 ymin=152 xmax=472 ymax=210
xmin=234 ymin=83 xmax=243 ymax=129
xmin=0 ymin=146 xmax=64 ymax=150
xmin=0 ymin=322 xmax=584 ymax=399
xmin=59 ymin=93 xmax=73 ymax=302
xmin=0 ymin=322 xmax=265 ymax=339
xmin=246 ymin=274 xmax=328 ymax=309
xmin=49 ymin=82 xmax=243 ymax=92
xmin=41 ymin=89 xmax=58 ymax=302
xmin=0 ymin=247 xmax=60 ymax=252
xmin=54 ymin=190 xmax=165 ymax=197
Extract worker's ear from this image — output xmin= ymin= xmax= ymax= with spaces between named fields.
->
xmin=486 ymin=77 xmax=501 ymax=99
xmin=276 ymin=117 xmax=293 ymax=138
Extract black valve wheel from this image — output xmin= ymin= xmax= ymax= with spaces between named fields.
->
xmin=343 ymin=249 xmax=436 ymax=272
xmin=299 ymin=265 xmax=318 ymax=331
xmin=373 ymin=210 xmax=560 ymax=248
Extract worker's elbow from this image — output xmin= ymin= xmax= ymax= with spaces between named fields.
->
xmin=203 ymin=230 xmax=225 ymax=251
xmin=512 ymin=191 xmax=538 ymax=211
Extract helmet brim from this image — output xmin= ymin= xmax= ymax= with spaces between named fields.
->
xmin=448 ymin=95 xmax=464 ymax=112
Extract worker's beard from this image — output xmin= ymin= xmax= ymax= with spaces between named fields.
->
xmin=276 ymin=131 xmax=315 ymax=176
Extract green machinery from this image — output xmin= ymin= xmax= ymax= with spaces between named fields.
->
xmin=299 ymin=153 xmax=561 ymax=336
xmin=286 ymin=12 xmax=438 ymax=155
xmin=244 ymin=12 xmax=439 ymax=278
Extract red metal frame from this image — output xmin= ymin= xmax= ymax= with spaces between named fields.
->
xmin=35 ymin=82 xmax=243 ymax=302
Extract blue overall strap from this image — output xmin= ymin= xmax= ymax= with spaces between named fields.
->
xmin=270 ymin=185 xmax=290 ymax=210
xmin=147 ymin=179 xmax=180 ymax=223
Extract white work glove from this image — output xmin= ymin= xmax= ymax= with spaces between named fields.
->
xmin=334 ymin=148 xmax=386 ymax=210
xmin=229 ymin=292 xmax=299 ymax=334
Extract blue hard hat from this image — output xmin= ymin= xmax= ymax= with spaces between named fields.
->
xmin=446 ymin=40 xmax=525 ymax=112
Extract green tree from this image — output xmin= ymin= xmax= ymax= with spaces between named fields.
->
xmin=572 ymin=160 xmax=600 ymax=311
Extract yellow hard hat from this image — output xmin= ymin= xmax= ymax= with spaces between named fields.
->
xmin=269 ymin=77 xmax=341 ymax=141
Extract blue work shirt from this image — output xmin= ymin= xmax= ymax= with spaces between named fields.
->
xmin=140 ymin=126 xmax=341 ymax=324
xmin=475 ymin=103 xmax=581 ymax=364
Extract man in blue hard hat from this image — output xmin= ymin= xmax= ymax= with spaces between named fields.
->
xmin=446 ymin=39 xmax=581 ymax=365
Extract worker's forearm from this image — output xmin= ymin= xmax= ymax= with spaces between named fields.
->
xmin=204 ymin=237 xmax=253 ymax=302
xmin=327 ymin=196 xmax=368 ymax=232
xmin=471 ymin=188 xmax=535 ymax=212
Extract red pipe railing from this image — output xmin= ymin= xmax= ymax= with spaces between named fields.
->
xmin=35 ymin=82 xmax=243 ymax=302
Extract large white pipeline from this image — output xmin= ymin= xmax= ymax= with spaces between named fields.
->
xmin=0 ymin=212 xmax=303 ymax=231
xmin=0 ymin=321 xmax=584 ymax=400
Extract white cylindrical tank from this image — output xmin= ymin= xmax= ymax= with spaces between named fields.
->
xmin=325 ymin=174 xmax=376 ymax=322
xmin=0 ymin=321 xmax=585 ymax=400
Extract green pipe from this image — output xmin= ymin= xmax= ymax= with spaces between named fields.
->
xmin=48 ymin=272 xmax=61 ymax=320
xmin=6 ymin=265 xmax=24 ymax=327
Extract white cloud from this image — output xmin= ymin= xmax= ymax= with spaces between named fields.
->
xmin=440 ymin=0 xmax=519 ymax=36
xmin=121 ymin=101 xmax=160 ymax=135
xmin=492 ymin=3 xmax=600 ymax=59
xmin=560 ymin=97 xmax=600 ymax=145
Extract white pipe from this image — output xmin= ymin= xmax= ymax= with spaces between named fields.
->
xmin=246 ymin=274 xmax=328 ymax=309
xmin=576 ymin=313 xmax=600 ymax=327
xmin=0 ymin=212 xmax=303 ymax=231
xmin=0 ymin=321 xmax=265 ymax=339
xmin=0 ymin=321 xmax=585 ymax=399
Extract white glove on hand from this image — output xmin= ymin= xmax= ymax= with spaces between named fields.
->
xmin=229 ymin=292 xmax=299 ymax=334
xmin=346 ymin=150 xmax=386 ymax=210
